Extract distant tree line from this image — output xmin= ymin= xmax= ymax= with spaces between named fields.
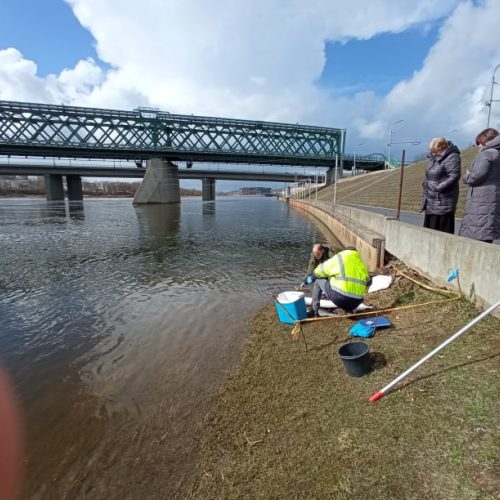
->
xmin=0 ymin=176 xmax=202 ymax=197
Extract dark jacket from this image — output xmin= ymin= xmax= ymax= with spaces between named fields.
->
xmin=421 ymin=142 xmax=461 ymax=215
xmin=306 ymin=244 xmax=339 ymax=276
xmin=459 ymin=135 xmax=500 ymax=241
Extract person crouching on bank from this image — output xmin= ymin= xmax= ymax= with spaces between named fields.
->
xmin=305 ymin=248 xmax=371 ymax=317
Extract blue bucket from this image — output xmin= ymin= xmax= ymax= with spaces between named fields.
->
xmin=275 ymin=291 xmax=307 ymax=324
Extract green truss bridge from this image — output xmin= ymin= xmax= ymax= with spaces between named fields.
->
xmin=0 ymin=100 xmax=388 ymax=203
xmin=0 ymin=100 xmax=345 ymax=166
xmin=0 ymin=100 xmax=351 ymax=203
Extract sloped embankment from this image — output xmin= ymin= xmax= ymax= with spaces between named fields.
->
xmin=317 ymin=147 xmax=477 ymax=217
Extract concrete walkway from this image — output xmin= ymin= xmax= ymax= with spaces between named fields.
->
xmin=342 ymin=203 xmax=500 ymax=245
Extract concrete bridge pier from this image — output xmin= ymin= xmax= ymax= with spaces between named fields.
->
xmin=133 ymin=158 xmax=180 ymax=204
xmin=202 ymin=178 xmax=216 ymax=201
xmin=66 ymin=175 xmax=83 ymax=201
xmin=45 ymin=174 xmax=65 ymax=201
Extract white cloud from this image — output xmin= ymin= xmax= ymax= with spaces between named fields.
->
xmin=376 ymin=0 xmax=500 ymax=145
xmin=1 ymin=0 xmax=500 ymax=156
xmin=0 ymin=48 xmax=106 ymax=104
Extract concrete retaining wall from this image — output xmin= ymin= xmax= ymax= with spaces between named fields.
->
xmin=289 ymin=199 xmax=500 ymax=317
xmin=290 ymin=200 xmax=384 ymax=272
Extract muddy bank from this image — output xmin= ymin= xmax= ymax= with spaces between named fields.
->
xmin=186 ymin=266 xmax=500 ymax=499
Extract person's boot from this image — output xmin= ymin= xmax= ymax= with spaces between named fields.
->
xmin=307 ymin=308 xmax=319 ymax=318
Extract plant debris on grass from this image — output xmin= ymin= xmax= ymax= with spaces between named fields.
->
xmin=187 ymin=263 xmax=500 ymax=499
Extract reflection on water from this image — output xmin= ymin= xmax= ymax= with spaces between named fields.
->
xmin=135 ymin=203 xmax=181 ymax=235
xmin=0 ymin=196 xmax=335 ymax=498
xmin=202 ymin=201 xmax=216 ymax=216
xmin=38 ymin=201 xmax=68 ymax=223
xmin=68 ymin=200 xmax=85 ymax=221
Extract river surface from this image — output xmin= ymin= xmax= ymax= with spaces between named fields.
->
xmin=0 ymin=196 xmax=333 ymax=499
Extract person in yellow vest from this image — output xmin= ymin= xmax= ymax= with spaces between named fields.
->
xmin=305 ymin=247 xmax=371 ymax=316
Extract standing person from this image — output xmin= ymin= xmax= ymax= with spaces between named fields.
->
xmin=459 ymin=128 xmax=500 ymax=243
xmin=306 ymin=248 xmax=371 ymax=317
xmin=421 ymin=137 xmax=461 ymax=234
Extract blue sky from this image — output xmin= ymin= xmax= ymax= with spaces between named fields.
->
xmin=0 ymin=0 xmax=106 ymax=76
xmin=319 ymin=24 xmax=441 ymax=97
xmin=1 ymin=1 xmax=499 ymax=190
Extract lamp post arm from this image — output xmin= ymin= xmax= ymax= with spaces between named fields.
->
xmin=487 ymin=63 xmax=500 ymax=128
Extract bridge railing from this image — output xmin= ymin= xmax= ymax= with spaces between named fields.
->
xmin=342 ymin=153 xmax=386 ymax=162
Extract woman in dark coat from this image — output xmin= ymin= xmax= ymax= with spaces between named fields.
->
xmin=422 ymin=137 xmax=461 ymax=234
xmin=459 ymin=128 xmax=500 ymax=243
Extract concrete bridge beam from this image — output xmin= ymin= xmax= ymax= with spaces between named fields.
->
xmin=45 ymin=174 xmax=64 ymax=201
xmin=66 ymin=175 xmax=83 ymax=201
xmin=133 ymin=158 xmax=180 ymax=204
xmin=202 ymin=178 xmax=216 ymax=201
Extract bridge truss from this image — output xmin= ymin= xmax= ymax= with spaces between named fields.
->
xmin=0 ymin=100 xmax=345 ymax=167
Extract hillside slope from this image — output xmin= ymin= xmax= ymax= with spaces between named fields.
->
xmin=317 ymin=147 xmax=477 ymax=218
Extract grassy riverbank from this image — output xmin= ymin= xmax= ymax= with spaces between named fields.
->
xmin=187 ymin=265 xmax=499 ymax=499
xmin=317 ymin=146 xmax=477 ymax=217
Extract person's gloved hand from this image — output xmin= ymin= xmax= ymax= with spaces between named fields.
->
xmin=299 ymin=281 xmax=306 ymax=288
xmin=306 ymin=275 xmax=316 ymax=285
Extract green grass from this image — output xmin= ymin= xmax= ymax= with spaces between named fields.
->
xmin=186 ymin=266 xmax=500 ymax=499
xmin=316 ymin=147 xmax=478 ymax=217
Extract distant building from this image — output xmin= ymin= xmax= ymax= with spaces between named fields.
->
xmin=239 ymin=187 xmax=273 ymax=196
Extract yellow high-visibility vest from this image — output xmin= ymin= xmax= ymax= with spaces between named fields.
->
xmin=314 ymin=249 xmax=370 ymax=299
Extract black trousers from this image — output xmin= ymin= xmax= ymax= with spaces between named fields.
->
xmin=423 ymin=213 xmax=455 ymax=234
xmin=312 ymin=279 xmax=363 ymax=312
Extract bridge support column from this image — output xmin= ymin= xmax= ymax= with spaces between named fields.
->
xmin=133 ymin=158 xmax=180 ymax=204
xmin=66 ymin=175 xmax=83 ymax=201
xmin=45 ymin=174 xmax=65 ymax=201
xmin=202 ymin=178 xmax=216 ymax=201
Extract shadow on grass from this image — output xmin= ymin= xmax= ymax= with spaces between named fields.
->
xmin=393 ymin=351 xmax=500 ymax=394
xmin=370 ymin=351 xmax=387 ymax=371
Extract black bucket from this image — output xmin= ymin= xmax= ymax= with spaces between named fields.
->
xmin=338 ymin=341 xmax=371 ymax=377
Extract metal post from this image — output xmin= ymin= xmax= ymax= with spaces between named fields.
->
xmin=315 ymin=169 xmax=318 ymax=201
xmin=387 ymin=129 xmax=393 ymax=170
xmin=396 ymin=149 xmax=406 ymax=220
xmin=388 ymin=120 xmax=404 ymax=169
xmin=333 ymin=154 xmax=339 ymax=205
xmin=487 ymin=63 xmax=500 ymax=128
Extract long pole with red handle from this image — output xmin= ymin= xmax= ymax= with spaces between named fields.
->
xmin=369 ymin=299 xmax=500 ymax=403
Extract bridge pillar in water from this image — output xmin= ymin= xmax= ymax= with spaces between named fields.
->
xmin=133 ymin=158 xmax=180 ymax=204
xmin=66 ymin=175 xmax=83 ymax=201
xmin=45 ymin=174 xmax=65 ymax=201
xmin=202 ymin=178 xmax=216 ymax=201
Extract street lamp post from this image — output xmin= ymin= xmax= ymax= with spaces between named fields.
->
xmin=486 ymin=63 xmax=500 ymax=128
xmin=315 ymin=168 xmax=318 ymax=200
xmin=333 ymin=154 xmax=339 ymax=205
xmin=353 ymin=142 xmax=364 ymax=175
xmin=388 ymin=120 xmax=404 ymax=169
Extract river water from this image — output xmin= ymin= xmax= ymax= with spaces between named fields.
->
xmin=0 ymin=196 xmax=332 ymax=499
